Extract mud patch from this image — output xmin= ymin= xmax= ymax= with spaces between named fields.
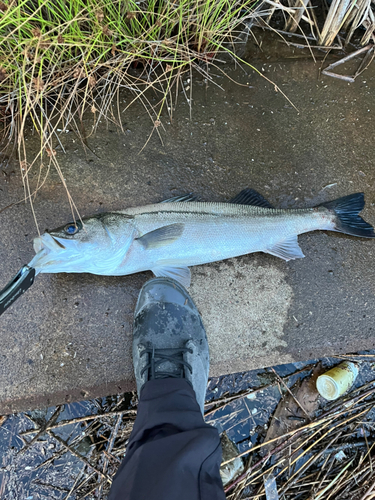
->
xmin=190 ymin=257 xmax=294 ymax=375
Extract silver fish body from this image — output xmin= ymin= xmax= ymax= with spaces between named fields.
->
xmin=120 ymin=203 xmax=329 ymax=270
xmin=29 ymin=191 xmax=375 ymax=287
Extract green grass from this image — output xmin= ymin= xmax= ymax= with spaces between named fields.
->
xmin=0 ymin=0 xmax=260 ymax=142
xmin=0 ymin=0 xmax=261 ymax=221
xmin=0 ymin=0 xmax=370 ymax=225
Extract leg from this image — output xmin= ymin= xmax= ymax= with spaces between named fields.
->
xmin=108 ymin=379 xmax=225 ymax=500
xmin=108 ymin=278 xmax=225 ymax=500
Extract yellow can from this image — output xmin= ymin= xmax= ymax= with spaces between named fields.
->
xmin=316 ymin=361 xmax=359 ymax=400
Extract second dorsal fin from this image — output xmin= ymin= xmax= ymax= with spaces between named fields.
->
xmin=229 ymin=188 xmax=273 ymax=208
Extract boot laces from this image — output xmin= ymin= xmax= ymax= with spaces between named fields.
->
xmin=140 ymin=346 xmax=193 ymax=380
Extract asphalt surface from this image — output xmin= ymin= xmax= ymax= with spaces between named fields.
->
xmin=1 ymin=38 xmax=374 ymax=413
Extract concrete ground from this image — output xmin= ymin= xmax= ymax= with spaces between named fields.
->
xmin=1 ymin=35 xmax=375 ymax=413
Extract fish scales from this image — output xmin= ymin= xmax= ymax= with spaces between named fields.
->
xmin=2 ymin=189 xmax=373 ymax=316
xmin=27 ymin=190 xmax=375 ymax=288
xmin=120 ymin=203 xmax=331 ymax=272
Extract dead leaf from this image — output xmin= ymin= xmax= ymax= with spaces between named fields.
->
xmin=33 ymin=77 xmax=44 ymax=92
xmin=32 ymin=28 xmax=41 ymax=38
xmin=96 ymin=9 xmax=104 ymax=23
xmin=0 ymin=67 xmax=7 ymax=82
xmin=103 ymin=25 xmax=113 ymax=37
xmin=45 ymin=147 xmax=56 ymax=157
xmin=88 ymin=75 xmax=96 ymax=88
xmin=263 ymin=363 xmax=324 ymax=460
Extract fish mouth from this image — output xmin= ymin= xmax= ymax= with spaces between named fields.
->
xmin=33 ymin=233 xmax=66 ymax=253
xmin=29 ymin=233 xmax=69 ymax=271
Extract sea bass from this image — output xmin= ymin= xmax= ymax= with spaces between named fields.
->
xmin=28 ymin=189 xmax=375 ymax=287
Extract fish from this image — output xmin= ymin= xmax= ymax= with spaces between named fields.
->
xmin=28 ymin=189 xmax=375 ymax=288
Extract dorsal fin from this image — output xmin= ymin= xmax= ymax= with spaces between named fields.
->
xmin=161 ymin=194 xmax=197 ymax=203
xmin=229 ymin=188 xmax=273 ymax=208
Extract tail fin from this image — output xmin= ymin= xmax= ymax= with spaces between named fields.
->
xmin=320 ymin=193 xmax=375 ymax=238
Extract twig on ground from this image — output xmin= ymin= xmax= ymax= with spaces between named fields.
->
xmin=47 ymin=429 xmax=113 ymax=484
xmin=20 ymin=408 xmax=137 ymax=436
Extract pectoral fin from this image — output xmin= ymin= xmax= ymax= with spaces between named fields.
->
xmin=152 ymin=264 xmax=191 ymax=288
xmin=266 ymin=235 xmax=305 ymax=261
xmin=136 ymin=223 xmax=184 ymax=249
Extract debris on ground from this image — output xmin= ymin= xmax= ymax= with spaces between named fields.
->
xmin=261 ymin=363 xmax=323 ymax=460
xmin=220 ymin=432 xmax=245 ymax=486
xmin=317 ymin=361 xmax=359 ymax=400
xmin=1 ymin=352 xmax=375 ymax=499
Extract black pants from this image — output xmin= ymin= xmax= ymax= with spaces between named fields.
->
xmin=108 ymin=379 xmax=226 ymax=500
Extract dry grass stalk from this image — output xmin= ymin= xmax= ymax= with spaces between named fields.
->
xmin=284 ymin=0 xmax=313 ymax=33
xmin=222 ymin=372 xmax=375 ymax=497
xmin=0 ymin=0 xmax=270 ymax=227
xmin=321 ymin=43 xmax=373 ymax=82
xmin=20 ymin=407 xmax=137 ymax=436
xmin=318 ymin=0 xmax=353 ymax=46
xmin=0 ymin=0 xmax=373 ymax=226
xmin=5 ymin=366 xmax=375 ymax=499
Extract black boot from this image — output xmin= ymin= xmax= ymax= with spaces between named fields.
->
xmin=132 ymin=277 xmax=209 ymax=413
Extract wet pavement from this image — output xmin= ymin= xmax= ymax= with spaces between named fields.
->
xmin=0 ymin=33 xmax=375 ymax=413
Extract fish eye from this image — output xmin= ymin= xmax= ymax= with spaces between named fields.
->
xmin=64 ymin=221 xmax=82 ymax=235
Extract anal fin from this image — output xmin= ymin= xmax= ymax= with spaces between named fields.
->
xmin=266 ymin=235 xmax=305 ymax=261
xmin=152 ymin=264 xmax=191 ymax=288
